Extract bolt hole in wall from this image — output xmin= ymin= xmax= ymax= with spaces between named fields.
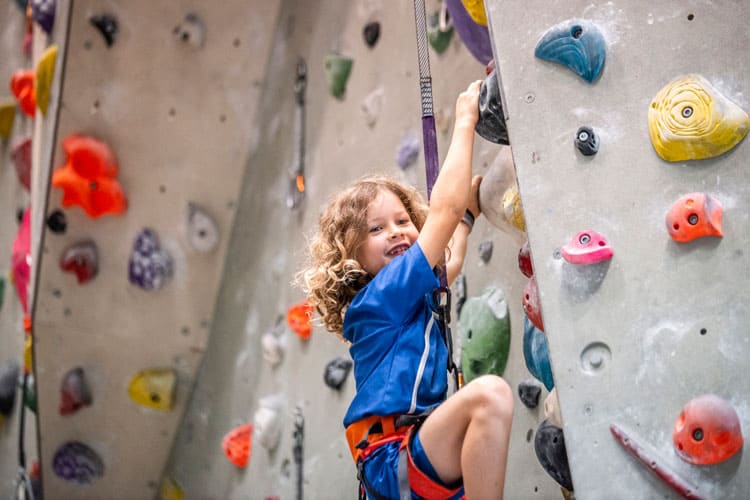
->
xmin=688 ymin=13 xmax=695 ymax=20
xmin=700 ymin=328 xmax=707 ymax=335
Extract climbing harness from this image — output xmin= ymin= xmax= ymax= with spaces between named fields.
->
xmin=287 ymin=58 xmax=307 ymax=210
xmin=293 ymin=406 xmax=305 ymax=500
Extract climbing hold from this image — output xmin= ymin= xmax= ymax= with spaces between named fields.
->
xmin=518 ymin=240 xmax=533 ymax=277
xmin=46 ymin=209 xmax=67 ymax=233
xmin=478 ymin=240 xmax=493 ymax=264
xmin=129 ymin=228 xmax=173 ymax=290
xmin=427 ymin=10 xmax=453 ymax=55
xmin=361 ymin=86 xmax=385 ymax=128
xmin=560 ymin=230 xmax=613 ymax=265
xmin=89 ymin=14 xmax=118 ymax=47
xmin=12 ymin=207 xmax=31 ymax=315
xmin=52 ymin=441 xmax=104 ymax=483
xmin=11 ymin=137 xmax=32 ymax=191
xmin=10 ymin=69 xmax=36 ymax=117
xmin=665 ymin=193 xmax=723 ymax=243
xmin=186 ymin=203 xmax=219 ymax=253
xmin=455 ymin=271 xmax=467 ymax=317
xmin=24 ymin=335 xmax=33 ymax=373
xmin=502 ymin=184 xmax=526 ymax=231
xmin=445 ymin=0 xmax=492 ymax=64
xmin=396 ymin=132 xmax=420 ymax=169
xmin=522 ymin=275 xmax=544 ymax=332
xmin=324 ymin=54 xmax=353 ymax=100
xmin=222 ymin=423 xmax=253 ymax=467
xmin=523 ymin=315 xmax=554 ymax=391
xmin=60 ymin=241 xmax=98 ymax=284
xmin=534 ymin=419 xmax=574 ymax=491
xmin=0 ymin=101 xmax=15 ymax=139
xmin=128 ymin=368 xmax=176 ymax=411
xmin=461 ymin=0 xmax=487 ymax=26
xmin=59 ymin=366 xmax=92 ymax=415
xmin=160 ymin=477 xmax=184 ymax=500
xmin=254 ymin=395 xmax=283 ymax=451
xmin=323 ymin=356 xmax=353 ymax=390
xmin=174 ymin=13 xmax=205 ymax=48
xmin=51 ymin=134 xmax=127 ymax=218
xmin=476 ymin=70 xmax=509 ymax=145
xmin=0 ymin=278 xmax=4 ymax=310
xmin=363 ymin=21 xmax=380 ymax=47
xmin=24 ymin=372 xmax=37 ymax=412
xmin=673 ymin=394 xmax=743 ymax=465
xmin=574 ymin=126 xmax=599 ymax=156
xmin=648 ymin=74 xmax=750 ymax=162
xmin=261 ymin=326 xmax=285 ymax=367
xmin=35 ymin=44 xmax=57 ymax=115
xmin=287 ymin=299 xmax=313 ymax=340
xmin=0 ymin=360 xmax=20 ymax=417
xmin=30 ymin=0 xmax=55 ymax=34
xmin=535 ymin=19 xmax=606 ymax=83
xmin=459 ymin=287 xmax=511 ymax=383
xmin=518 ymin=379 xmax=542 ymax=409
xmin=544 ymin=388 xmax=563 ymax=427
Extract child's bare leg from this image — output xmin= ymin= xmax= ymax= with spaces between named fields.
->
xmin=417 ymin=375 xmax=513 ymax=500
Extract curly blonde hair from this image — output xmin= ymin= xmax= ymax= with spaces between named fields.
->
xmin=301 ymin=176 xmax=428 ymax=339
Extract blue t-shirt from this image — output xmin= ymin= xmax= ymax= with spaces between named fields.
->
xmin=343 ymin=242 xmax=448 ymax=427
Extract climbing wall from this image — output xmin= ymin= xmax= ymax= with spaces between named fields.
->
xmin=31 ymin=1 xmax=282 ymax=498
xmin=486 ymin=0 xmax=750 ymax=497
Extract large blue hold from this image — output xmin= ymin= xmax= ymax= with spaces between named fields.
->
xmin=522 ymin=315 xmax=554 ymax=390
xmin=534 ymin=19 xmax=606 ymax=83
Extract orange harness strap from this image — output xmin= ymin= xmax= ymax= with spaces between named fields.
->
xmin=345 ymin=414 xmax=407 ymax=463
xmin=399 ymin=426 xmax=464 ymax=500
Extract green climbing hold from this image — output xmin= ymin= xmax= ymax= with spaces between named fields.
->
xmin=324 ymin=54 xmax=353 ymax=99
xmin=459 ymin=287 xmax=511 ymax=383
xmin=0 ymin=277 xmax=5 ymax=310
xmin=25 ymin=373 xmax=37 ymax=413
xmin=428 ymin=11 xmax=454 ymax=55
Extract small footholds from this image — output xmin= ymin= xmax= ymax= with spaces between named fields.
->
xmin=324 ymin=54 xmax=353 ymax=99
xmin=560 ymin=230 xmax=613 ymax=265
xmin=11 ymin=137 xmax=32 ymax=191
xmin=186 ymin=203 xmax=220 ymax=253
xmin=46 ymin=209 xmax=67 ymax=233
xmin=363 ymin=21 xmax=380 ymax=47
xmin=518 ymin=379 xmax=542 ymax=409
xmin=666 ymin=193 xmax=723 ymax=243
xmin=518 ymin=240 xmax=534 ymax=277
xmin=60 ymin=241 xmax=98 ymax=284
xmin=254 ymin=395 xmax=284 ymax=450
xmin=222 ymin=423 xmax=253 ymax=467
xmin=174 ymin=13 xmax=206 ymax=48
xmin=673 ymin=394 xmax=743 ymax=465
xmin=522 ymin=276 xmax=544 ymax=332
xmin=59 ymin=366 xmax=92 ymax=415
xmin=128 ymin=228 xmax=173 ymax=290
xmin=89 ymin=14 xmax=118 ymax=47
xmin=128 ymin=368 xmax=176 ymax=411
xmin=324 ymin=356 xmax=353 ymax=390
xmin=575 ymin=126 xmax=599 ymax=156
xmin=287 ymin=299 xmax=314 ymax=340
xmin=52 ymin=441 xmax=104 ymax=484
xmin=478 ymin=240 xmax=493 ymax=264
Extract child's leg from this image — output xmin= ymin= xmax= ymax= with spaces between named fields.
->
xmin=417 ymin=374 xmax=514 ymax=500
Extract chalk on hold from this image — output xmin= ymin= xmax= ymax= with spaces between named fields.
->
xmin=51 ymin=134 xmax=127 ymax=218
xmin=89 ymin=14 xmax=118 ymax=47
xmin=186 ymin=203 xmax=220 ymax=253
xmin=60 ymin=367 xmax=92 ymax=415
xmin=30 ymin=0 xmax=55 ymax=34
xmin=254 ymin=395 xmax=283 ymax=451
xmin=10 ymin=70 xmax=36 ymax=117
xmin=35 ymin=44 xmax=57 ymax=115
xmin=323 ymin=356 xmax=353 ymax=390
xmin=476 ymin=70 xmax=509 ymax=145
xmin=648 ymin=74 xmax=749 ymax=162
xmin=518 ymin=379 xmax=542 ymax=409
xmin=324 ymin=54 xmax=353 ymax=99
xmin=52 ymin=441 xmax=104 ymax=483
xmin=362 ymin=21 xmax=380 ymax=47
xmin=128 ymin=368 xmax=176 ymax=411
xmin=534 ymin=19 xmax=606 ymax=83
xmin=287 ymin=300 xmax=313 ymax=340
xmin=560 ymin=230 xmax=613 ymax=265
xmin=174 ymin=13 xmax=206 ymax=48
xmin=673 ymin=394 xmax=743 ymax=465
xmin=60 ymin=241 xmax=98 ymax=284
xmin=522 ymin=275 xmax=544 ymax=332
xmin=222 ymin=423 xmax=253 ymax=468
xmin=129 ymin=228 xmax=173 ymax=290
xmin=0 ymin=360 xmax=20 ymax=418
xmin=523 ymin=315 xmax=554 ymax=391
xmin=427 ymin=10 xmax=453 ymax=55
xmin=261 ymin=330 xmax=285 ymax=367
xmin=575 ymin=126 xmax=599 ymax=156
xmin=501 ymin=184 xmax=525 ymax=232
xmin=361 ymin=86 xmax=385 ymax=128
xmin=534 ymin=419 xmax=573 ymax=491
xmin=0 ymin=101 xmax=15 ymax=139
xmin=459 ymin=287 xmax=511 ymax=383
xmin=518 ymin=240 xmax=533 ymax=278
xmin=666 ymin=193 xmax=723 ymax=243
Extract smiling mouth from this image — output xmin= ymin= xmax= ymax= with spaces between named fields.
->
xmin=387 ymin=244 xmax=409 ymax=257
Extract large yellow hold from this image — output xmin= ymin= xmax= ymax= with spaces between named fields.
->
xmin=502 ymin=184 xmax=526 ymax=232
xmin=0 ymin=102 xmax=15 ymax=139
xmin=128 ymin=368 xmax=176 ymax=411
xmin=35 ymin=45 xmax=58 ymax=116
xmin=461 ymin=0 xmax=487 ymax=26
xmin=648 ymin=74 xmax=750 ymax=161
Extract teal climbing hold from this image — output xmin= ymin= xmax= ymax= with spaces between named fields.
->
xmin=522 ymin=314 xmax=554 ymax=391
xmin=459 ymin=287 xmax=511 ymax=383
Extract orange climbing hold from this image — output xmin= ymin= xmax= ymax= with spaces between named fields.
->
xmin=51 ymin=135 xmax=127 ymax=218
xmin=10 ymin=69 xmax=36 ymax=117
xmin=673 ymin=394 xmax=743 ymax=465
xmin=222 ymin=423 xmax=253 ymax=468
xmin=287 ymin=299 xmax=314 ymax=340
xmin=665 ymin=193 xmax=723 ymax=243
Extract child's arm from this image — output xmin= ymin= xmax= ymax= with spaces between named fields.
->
xmin=445 ymin=175 xmax=482 ymax=285
xmin=417 ymin=80 xmax=481 ymax=271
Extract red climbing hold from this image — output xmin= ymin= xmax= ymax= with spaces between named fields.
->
xmin=518 ymin=240 xmax=533 ymax=277
xmin=12 ymin=207 xmax=31 ymax=315
xmin=10 ymin=69 xmax=36 ymax=117
xmin=60 ymin=367 xmax=93 ymax=416
xmin=673 ymin=394 xmax=743 ymax=465
xmin=522 ymin=275 xmax=544 ymax=332
xmin=51 ymin=134 xmax=127 ymax=218
xmin=287 ymin=299 xmax=314 ymax=340
xmin=222 ymin=423 xmax=253 ymax=468
xmin=60 ymin=241 xmax=98 ymax=284
xmin=11 ymin=138 xmax=32 ymax=191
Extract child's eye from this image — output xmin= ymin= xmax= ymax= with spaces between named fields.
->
xmin=398 ymin=219 xmax=410 ymax=225
xmin=369 ymin=225 xmax=382 ymax=233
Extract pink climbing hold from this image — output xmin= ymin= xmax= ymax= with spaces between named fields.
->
xmin=560 ymin=230 xmax=613 ymax=265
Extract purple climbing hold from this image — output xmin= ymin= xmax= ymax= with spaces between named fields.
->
xmin=31 ymin=0 xmax=56 ymax=35
xmin=52 ymin=441 xmax=104 ymax=484
xmin=128 ymin=228 xmax=173 ymax=290
xmin=445 ymin=0 xmax=493 ymax=65
xmin=396 ymin=133 xmax=420 ymax=169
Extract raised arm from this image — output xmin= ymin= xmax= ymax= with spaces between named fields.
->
xmin=417 ymin=80 xmax=481 ymax=271
xmin=445 ymin=175 xmax=482 ymax=285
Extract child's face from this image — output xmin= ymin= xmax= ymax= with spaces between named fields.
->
xmin=358 ymin=189 xmax=419 ymax=276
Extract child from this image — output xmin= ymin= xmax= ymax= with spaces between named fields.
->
xmin=302 ymin=80 xmax=513 ymax=499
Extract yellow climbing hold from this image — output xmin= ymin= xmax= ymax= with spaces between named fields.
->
xmin=648 ymin=74 xmax=750 ymax=162
xmin=0 ymin=101 xmax=15 ymax=140
xmin=35 ymin=44 xmax=58 ymax=116
xmin=160 ymin=477 xmax=184 ymax=500
xmin=128 ymin=368 xmax=176 ymax=411
xmin=461 ymin=0 xmax=487 ymax=26
xmin=501 ymin=184 xmax=526 ymax=232
xmin=24 ymin=335 xmax=33 ymax=373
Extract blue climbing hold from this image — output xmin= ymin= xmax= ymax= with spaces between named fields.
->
xmin=534 ymin=19 xmax=606 ymax=83
xmin=522 ymin=315 xmax=554 ymax=391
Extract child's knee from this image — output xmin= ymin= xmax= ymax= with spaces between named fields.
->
xmin=468 ymin=375 xmax=514 ymax=420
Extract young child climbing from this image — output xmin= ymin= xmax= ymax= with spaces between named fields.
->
xmin=302 ymin=80 xmax=514 ymax=500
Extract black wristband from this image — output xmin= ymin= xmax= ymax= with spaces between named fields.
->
xmin=461 ymin=209 xmax=475 ymax=233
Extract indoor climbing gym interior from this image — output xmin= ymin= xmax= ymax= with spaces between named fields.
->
xmin=1 ymin=0 xmax=748 ymax=499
